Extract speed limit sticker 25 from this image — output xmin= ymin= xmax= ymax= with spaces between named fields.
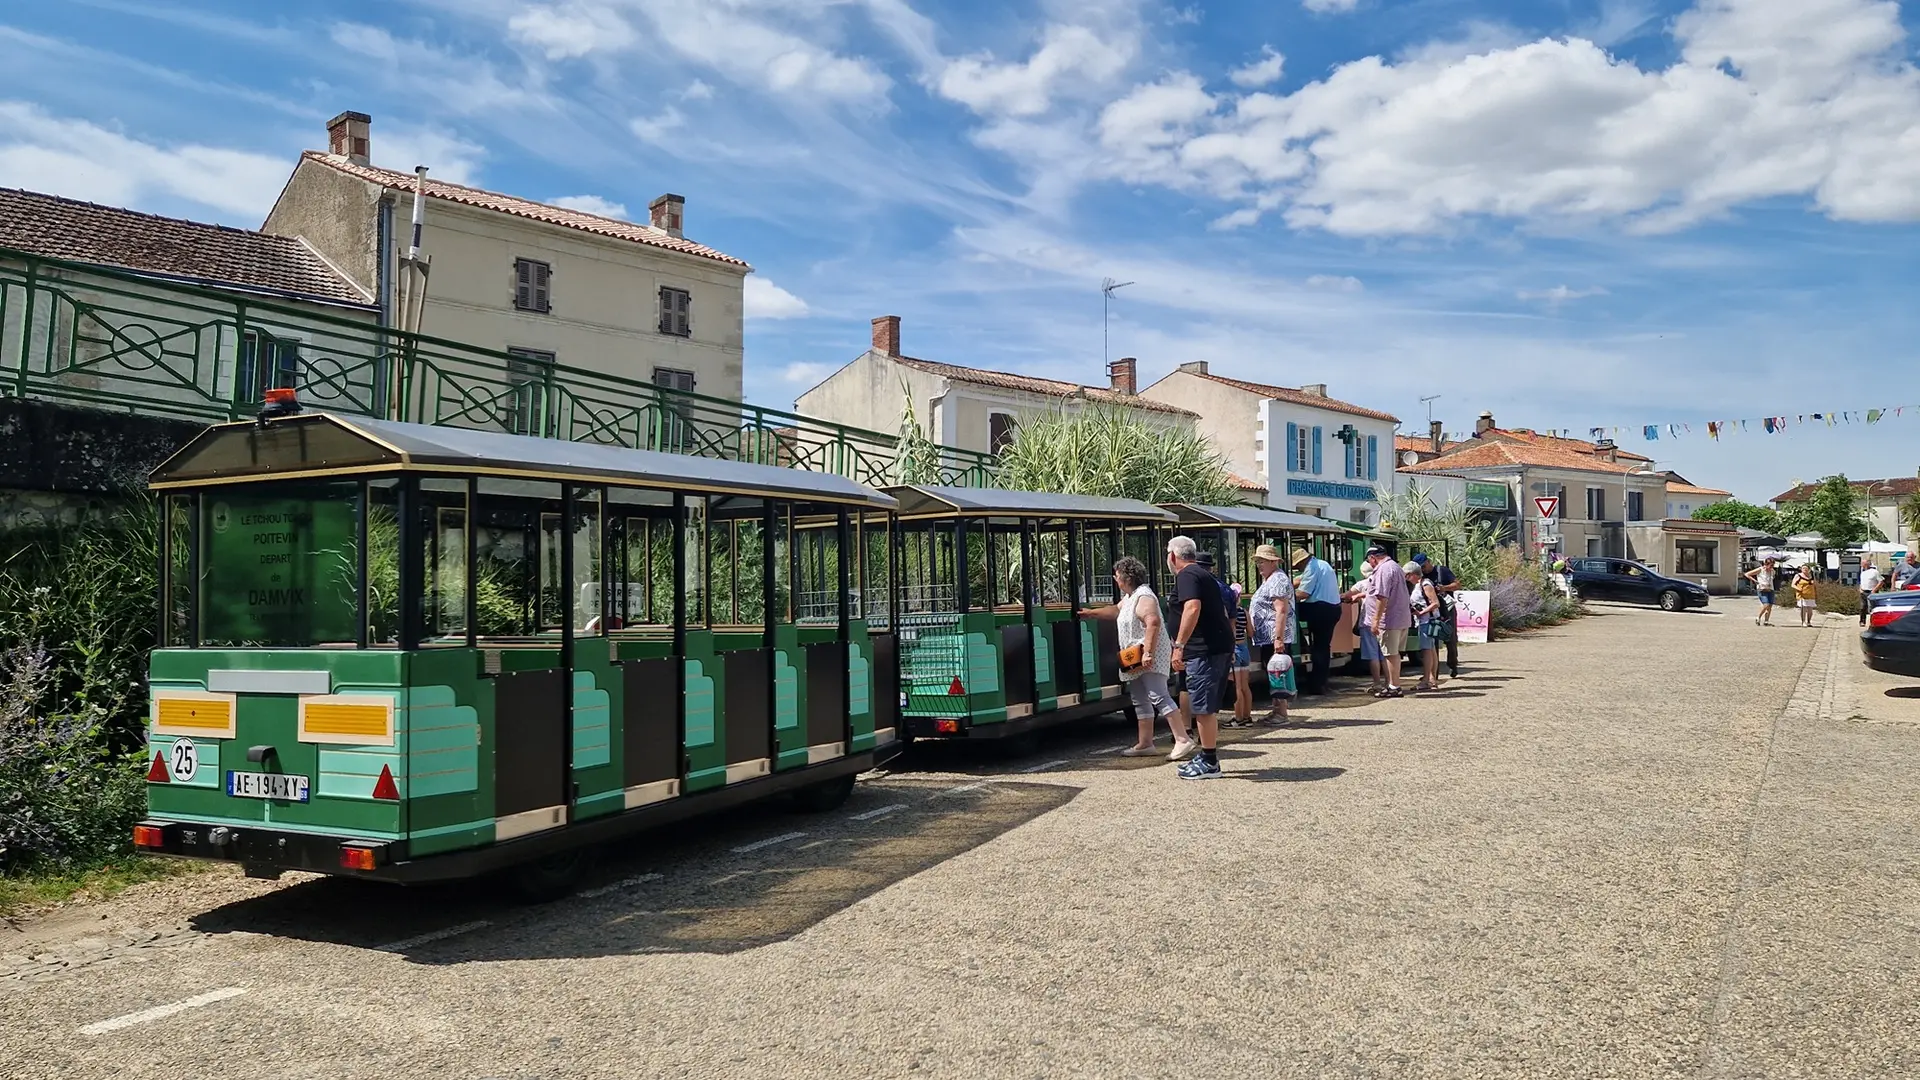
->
xmin=168 ymin=738 xmax=200 ymax=783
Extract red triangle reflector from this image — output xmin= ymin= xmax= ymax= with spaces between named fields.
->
xmin=146 ymin=752 xmax=170 ymax=783
xmin=371 ymin=764 xmax=400 ymax=801
xmin=948 ymin=677 xmax=965 ymax=696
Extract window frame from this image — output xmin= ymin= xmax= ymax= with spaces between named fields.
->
xmin=506 ymin=347 xmax=556 ymax=437
xmin=1676 ymin=541 xmax=1718 ymax=575
xmin=658 ymin=285 xmax=692 ymax=337
xmin=989 ymin=411 xmax=1018 ymax=455
xmin=513 ymin=258 xmax=552 ymax=314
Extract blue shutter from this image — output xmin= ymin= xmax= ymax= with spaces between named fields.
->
xmin=1344 ymin=438 xmax=1355 ymax=478
xmin=1284 ymin=422 xmax=1298 ymax=472
xmin=1366 ymin=435 xmax=1378 ymax=481
xmin=1311 ymin=427 xmax=1323 ymax=475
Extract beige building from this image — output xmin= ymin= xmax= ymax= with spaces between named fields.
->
xmin=1663 ymin=476 xmax=1732 ymax=520
xmin=1771 ymin=474 xmax=1918 ymax=549
xmin=265 ymin=111 xmax=749 ymax=407
xmin=793 ymin=317 xmax=1194 ymax=454
xmin=1137 ymin=363 xmax=1400 ymax=525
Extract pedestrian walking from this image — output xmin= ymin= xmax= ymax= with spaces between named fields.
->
xmin=1895 ymin=552 xmax=1920 ymax=590
xmin=1083 ymin=556 xmax=1191 ymax=757
xmin=1292 ymin=547 xmax=1342 ymax=695
xmin=1859 ymin=560 xmax=1883 ymax=626
xmin=1407 ymin=561 xmax=1444 ymax=691
xmin=1347 ymin=546 xmax=1413 ymax=697
xmin=1411 ymin=553 xmax=1459 ymax=677
xmin=1792 ymin=563 xmax=1819 ymax=626
xmin=1248 ymin=544 xmax=1294 ymax=725
xmin=1745 ymin=556 xmax=1779 ymax=626
xmin=1167 ymin=535 xmax=1235 ymax=780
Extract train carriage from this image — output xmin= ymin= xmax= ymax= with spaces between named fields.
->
xmin=133 ymin=405 xmax=900 ymax=893
xmin=884 ymin=486 xmax=1176 ymax=743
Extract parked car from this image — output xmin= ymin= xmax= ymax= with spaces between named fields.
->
xmin=1565 ymin=558 xmax=1711 ymax=611
xmin=1861 ymin=590 xmax=1920 ymax=678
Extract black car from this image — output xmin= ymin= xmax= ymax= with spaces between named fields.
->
xmin=1565 ymin=558 xmax=1712 ymax=611
xmin=1862 ymin=589 xmax=1920 ymax=677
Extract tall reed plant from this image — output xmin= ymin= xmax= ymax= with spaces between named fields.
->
xmin=994 ymin=403 xmax=1240 ymax=504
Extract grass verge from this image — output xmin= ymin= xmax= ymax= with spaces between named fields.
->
xmin=0 ymin=855 xmax=207 ymax=919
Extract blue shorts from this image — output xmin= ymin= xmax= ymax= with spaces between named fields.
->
xmin=1234 ymin=643 xmax=1251 ymax=667
xmin=1358 ymin=627 xmax=1383 ymax=661
xmin=1183 ymin=651 xmax=1233 ymax=717
xmin=1757 ymin=590 xmax=1775 ymax=605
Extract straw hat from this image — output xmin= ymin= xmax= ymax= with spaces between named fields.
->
xmin=1290 ymin=547 xmax=1311 ymax=569
xmin=1253 ymin=543 xmax=1283 ymax=564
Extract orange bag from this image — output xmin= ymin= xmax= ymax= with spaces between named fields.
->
xmin=1118 ymin=644 xmax=1146 ymax=673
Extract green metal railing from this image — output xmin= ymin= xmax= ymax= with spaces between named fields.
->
xmin=0 ymin=249 xmax=997 ymax=487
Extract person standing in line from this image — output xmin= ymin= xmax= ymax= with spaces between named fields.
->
xmin=1745 ymin=556 xmax=1779 ymax=626
xmin=1407 ymin=561 xmax=1445 ymax=691
xmin=1167 ymin=535 xmax=1236 ymax=780
xmin=1895 ymin=552 xmax=1920 ymax=590
xmin=1248 ymin=544 xmax=1294 ymax=726
xmin=1792 ymin=563 xmax=1819 ymax=626
xmin=1355 ymin=546 xmax=1413 ymax=698
xmin=1225 ymin=582 xmax=1256 ymax=728
xmin=1292 ymin=548 xmax=1343 ymax=696
xmin=1084 ymin=556 xmax=1191 ymax=757
xmin=1859 ymin=560 xmax=1883 ymax=626
xmin=1411 ymin=553 xmax=1459 ymax=677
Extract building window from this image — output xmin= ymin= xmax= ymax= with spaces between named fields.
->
xmin=1296 ymin=505 xmax=1325 ymax=518
xmin=989 ymin=412 xmax=1018 ymax=454
xmin=654 ymin=366 xmax=695 ymax=451
xmin=238 ymin=331 xmax=302 ymax=403
xmin=1586 ymin=537 xmax=1602 ymax=557
xmin=1627 ymin=490 xmax=1644 ymax=522
xmin=513 ymin=259 xmax=551 ymax=313
xmin=1676 ymin=541 xmax=1718 ymax=575
xmin=506 ymin=348 xmax=554 ymax=435
xmin=1349 ymin=508 xmax=1369 ymax=525
xmin=658 ymin=286 xmax=691 ymax=337
xmin=1296 ymin=425 xmax=1312 ymax=472
xmin=1586 ymin=487 xmax=1606 ymax=521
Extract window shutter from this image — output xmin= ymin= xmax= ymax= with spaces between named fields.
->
xmin=658 ymin=288 xmax=672 ymax=334
xmin=532 ymin=262 xmax=550 ymax=312
xmin=1285 ymin=422 xmax=1298 ymax=472
xmin=1366 ymin=436 xmax=1378 ymax=481
xmin=676 ymin=288 xmax=691 ymax=335
xmin=1344 ymin=438 xmax=1355 ymax=479
xmin=1311 ymin=427 xmax=1323 ymax=475
xmin=514 ymin=260 xmax=532 ymax=310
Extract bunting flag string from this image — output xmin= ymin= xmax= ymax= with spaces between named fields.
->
xmin=1437 ymin=401 xmax=1920 ymax=446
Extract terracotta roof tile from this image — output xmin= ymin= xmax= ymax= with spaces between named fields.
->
xmin=1400 ymin=440 xmax=1641 ymax=474
xmin=894 ymin=355 xmax=1197 ymax=416
xmin=1185 ymin=370 xmax=1399 ymax=423
xmin=0 ymin=186 xmax=371 ymax=306
xmin=1666 ymin=483 xmax=1732 ymax=497
xmin=1227 ymin=471 xmax=1267 ymax=492
xmin=1772 ymin=477 xmax=1920 ymax=503
xmin=302 ymin=152 xmax=749 ymax=269
xmin=1395 ymin=434 xmax=1456 ymax=454
xmin=1495 ymin=429 xmax=1654 ymax=462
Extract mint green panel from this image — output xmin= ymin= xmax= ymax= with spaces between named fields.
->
xmin=146 ymin=734 xmax=220 ymax=790
xmin=571 ymin=670 xmax=611 ymax=769
xmin=848 ymin=652 xmax=871 ymax=719
xmin=774 ymin=652 xmax=799 ymax=731
xmin=1033 ymin=632 xmax=1053 ymax=686
xmin=684 ymin=660 xmax=716 ymax=746
xmin=318 ymin=743 xmax=402 ymax=800
xmin=1081 ymin=622 xmax=1098 ymax=677
xmin=404 ymin=684 xmax=479 ymax=799
xmin=964 ymin=633 xmax=1001 ymax=693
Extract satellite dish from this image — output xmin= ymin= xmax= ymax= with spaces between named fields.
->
xmin=1400 ymin=450 xmax=1420 ymax=466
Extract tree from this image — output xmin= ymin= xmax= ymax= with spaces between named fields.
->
xmin=1691 ymin=499 xmax=1780 ymax=532
xmin=1902 ymin=493 xmax=1920 ymax=541
xmin=1776 ymin=475 xmax=1881 ymax=545
xmin=1378 ymin=481 xmax=1504 ymax=589
xmin=994 ymin=403 xmax=1240 ymax=504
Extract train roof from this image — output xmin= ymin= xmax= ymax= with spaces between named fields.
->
xmin=150 ymin=412 xmax=898 ymax=509
xmin=1161 ymin=503 xmax=1346 ymax=532
xmin=884 ymin=485 xmax=1176 ymax=522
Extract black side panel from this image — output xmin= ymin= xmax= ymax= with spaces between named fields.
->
xmin=871 ymin=634 xmax=900 ymax=733
xmin=1092 ymin=619 xmax=1122 ymax=687
xmin=621 ymin=657 xmax=680 ymax=787
xmin=724 ymin=649 xmax=772 ymax=765
xmin=1051 ymin=620 xmax=1084 ymax=695
xmin=1000 ymin=624 xmax=1035 ymax=706
xmin=805 ymin=641 xmax=848 ymax=747
xmin=492 ymin=668 xmax=567 ymax=816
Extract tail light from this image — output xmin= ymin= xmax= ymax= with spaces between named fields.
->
xmin=339 ymin=846 xmax=380 ymax=871
xmin=1868 ymin=608 xmax=1910 ymax=629
xmin=132 ymin=825 xmax=166 ymax=849
xmin=935 ymin=719 xmax=960 ymax=734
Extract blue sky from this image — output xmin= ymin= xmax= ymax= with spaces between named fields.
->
xmin=4 ymin=0 xmax=1919 ymax=503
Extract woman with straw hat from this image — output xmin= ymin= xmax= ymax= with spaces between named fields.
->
xmin=1248 ymin=544 xmax=1296 ymax=725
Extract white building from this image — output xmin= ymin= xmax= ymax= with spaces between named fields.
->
xmin=1137 ymin=363 xmax=1400 ymax=525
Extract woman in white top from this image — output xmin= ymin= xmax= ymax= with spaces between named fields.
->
xmin=1247 ymin=544 xmax=1294 ymax=725
xmin=1083 ymin=555 xmax=1193 ymax=757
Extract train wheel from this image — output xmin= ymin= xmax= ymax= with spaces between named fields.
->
xmin=790 ymin=773 xmax=857 ymax=813
xmin=506 ymin=847 xmax=595 ymax=903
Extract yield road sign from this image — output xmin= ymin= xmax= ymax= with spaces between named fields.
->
xmin=1534 ymin=496 xmax=1559 ymax=519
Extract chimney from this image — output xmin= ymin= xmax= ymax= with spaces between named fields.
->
xmin=1107 ymin=357 xmax=1137 ymax=395
xmin=649 ymin=193 xmax=685 ymax=238
xmin=326 ymin=111 xmax=372 ymax=166
xmin=1429 ymin=420 xmax=1444 ymax=455
xmin=1474 ymin=410 xmax=1495 ymax=437
xmin=871 ymin=315 xmax=901 ymax=358
xmin=1301 ymin=383 xmax=1327 ymax=397
xmin=1178 ymin=360 xmax=1209 ymax=376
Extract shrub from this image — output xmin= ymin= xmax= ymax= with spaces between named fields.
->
xmin=1814 ymin=581 xmax=1862 ymax=616
xmin=1486 ymin=546 xmax=1581 ymax=633
xmin=0 ymin=645 xmax=148 ymax=872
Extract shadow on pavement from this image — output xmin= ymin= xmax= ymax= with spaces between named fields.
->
xmin=1225 ymin=766 xmax=1346 ymax=783
xmin=1885 ymin=687 xmax=1920 ymax=699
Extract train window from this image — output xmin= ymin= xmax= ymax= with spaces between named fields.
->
xmin=196 ymin=480 xmax=362 ymax=648
xmin=988 ymin=522 xmax=1025 ymax=610
xmin=604 ymin=486 xmax=674 ymax=630
xmin=862 ymin=512 xmax=893 ymax=627
xmin=963 ymin=519 xmax=990 ymax=612
xmin=794 ymin=512 xmax=841 ymax=627
xmin=570 ymin=486 xmax=603 ymax=636
xmin=418 ymin=477 xmax=469 ymax=646
xmin=163 ymin=494 xmax=192 ymax=647
xmin=1081 ymin=525 xmax=1116 ymax=605
xmin=1120 ymin=526 xmax=1159 ymax=592
xmin=899 ymin=520 xmax=958 ymax=614
xmin=1037 ymin=523 xmax=1071 ymax=607
xmin=475 ymin=477 xmax=564 ymax=637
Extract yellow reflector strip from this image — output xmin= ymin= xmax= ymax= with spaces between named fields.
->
xmin=157 ymin=698 xmax=231 ymax=731
xmin=304 ymin=703 xmax=390 ymax=737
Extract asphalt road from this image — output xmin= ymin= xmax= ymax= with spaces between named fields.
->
xmin=4 ymin=603 xmax=1917 ymax=1079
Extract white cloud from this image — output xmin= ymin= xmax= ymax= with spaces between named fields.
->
xmin=623 ymin=0 xmax=891 ymax=105
xmin=1303 ymin=0 xmax=1361 ymax=12
xmin=746 ymin=275 xmax=811 ymax=319
xmin=939 ymin=24 xmax=1135 ymax=117
xmin=779 ymin=361 xmax=835 ymax=385
xmin=1307 ymin=274 xmax=1365 ymax=292
xmin=681 ymin=79 xmax=715 ymax=101
xmin=0 ymin=101 xmax=288 ymax=220
xmin=1229 ymin=46 xmax=1285 ymax=89
xmin=550 ymin=194 xmax=629 ymax=218
xmin=507 ymin=4 xmax=637 ymax=60
xmin=375 ymin=126 xmax=486 ymax=186
xmin=630 ymin=107 xmax=686 ymax=143
xmin=328 ymin=23 xmax=534 ymax=115
xmin=1517 ymin=284 xmax=1609 ymax=303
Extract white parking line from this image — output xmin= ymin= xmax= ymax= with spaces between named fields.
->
xmin=1097 ymin=744 xmax=1133 ymax=755
xmin=1020 ymin=759 xmax=1071 ymax=773
xmin=577 ymin=872 xmax=663 ymax=899
xmin=938 ymin=782 xmax=987 ymax=796
xmin=731 ymin=831 xmax=807 ymax=853
xmin=374 ymin=919 xmax=491 ymax=953
xmin=79 ymin=987 xmax=248 ymax=1034
xmin=849 ymin=803 xmax=907 ymax=821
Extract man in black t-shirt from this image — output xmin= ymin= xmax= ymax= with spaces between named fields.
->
xmin=1411 ymin=554 xmax=1458 ymax=677
xmin=1168 ymin=534 xmax=1234 ymax=780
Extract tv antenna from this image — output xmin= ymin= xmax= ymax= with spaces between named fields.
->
xmin=1419 ymin=394 xmax=1442 ymax=423
xmin=1102 ymin=278 xmax=1134 ymax=369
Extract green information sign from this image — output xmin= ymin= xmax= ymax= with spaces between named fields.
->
xmin=1466 ymin=481 xmax=1509 ymax=510
xmin=202 ymin=494 xmax=358 ymax=646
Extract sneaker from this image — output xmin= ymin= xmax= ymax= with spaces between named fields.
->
xmin=1167 ymin=739 xmax=1198 ymax=762
xmin=1222 ymin=716 xmax=1253 ymax=728
xmin=1379 ymin=686 xmax=1405 ymax=698
xmin=1119 ymin=745 xmax=1159 ymax=757
xmin=1177 ymin=755 xmax=1222 ymax=780
xmin=1256 ymin=714 xmax=1289 ymax=727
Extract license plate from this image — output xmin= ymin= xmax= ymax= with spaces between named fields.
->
xmin=226 ymin=771 xmax=310 ymax=802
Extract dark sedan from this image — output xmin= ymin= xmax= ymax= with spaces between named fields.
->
xmin=1862 ymin=590 xmax=1920 ymax=678
xmin=1565 ymin=558 xmax=1712 ymax=611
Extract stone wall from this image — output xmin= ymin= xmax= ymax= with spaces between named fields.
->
xmin=0 ymin=397 xmax=203 ymax=528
